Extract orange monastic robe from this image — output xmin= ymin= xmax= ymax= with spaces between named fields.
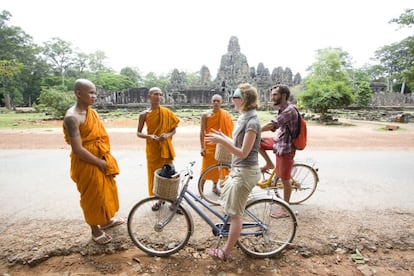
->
xmin=145 ymin=106 xmax=180 ymax=196
xmin=63 ymin=107 xmax=120 ymax=226
xmin=201 ymin=109 xmax=234 ymax=181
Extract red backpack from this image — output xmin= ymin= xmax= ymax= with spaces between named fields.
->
xmin=290 ymin=107 xmax=307 ymax=150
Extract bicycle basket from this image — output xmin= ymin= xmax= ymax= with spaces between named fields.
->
xmin=153 ymin=169 xmax=180 ymax=200
xmin=214 ymin=143 xmax=232 ymax=164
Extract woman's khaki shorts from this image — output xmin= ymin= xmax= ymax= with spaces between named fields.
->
xmin=220 ymin=166 xmax=261 ymax=217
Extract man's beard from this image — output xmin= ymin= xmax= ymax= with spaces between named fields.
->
xmin=273 ymin=99 xmax=281 ymax=106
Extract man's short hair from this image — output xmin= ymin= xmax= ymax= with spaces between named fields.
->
xmin=271 ymin=84 xmax=290 ymax=99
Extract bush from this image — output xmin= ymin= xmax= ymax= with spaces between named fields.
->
xmin=36 ymin=87 xmax=75 ymax=118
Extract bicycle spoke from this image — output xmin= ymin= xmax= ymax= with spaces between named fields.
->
xmin=237 ymin=198 xmax=297 ymax=257
xmin=127 ymin=197 xmax=191 ymax=256
xmin=198 ymin=163 xmax=231 ymax=205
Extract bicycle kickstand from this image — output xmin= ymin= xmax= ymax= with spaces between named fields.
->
xmin=215 ymin=235 xmax=224 ymax=249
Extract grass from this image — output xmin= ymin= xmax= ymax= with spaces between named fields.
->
xmin=0 ymin=110 xmax=52 ymax=128
xmin=0 ymin=108 xmax=292 ymax=128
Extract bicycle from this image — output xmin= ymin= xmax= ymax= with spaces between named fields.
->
xmin=198 ymin=151 xmax=319 ymax=206
xmin=127 ymin=161 xmax=297 ymax=258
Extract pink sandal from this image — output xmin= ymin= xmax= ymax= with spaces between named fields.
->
xmin=206 ymin=248 xmax=231 ymax=261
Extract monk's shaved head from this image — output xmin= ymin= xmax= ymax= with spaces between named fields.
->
xmin=74 ymin=79 xmax=95 ymax=92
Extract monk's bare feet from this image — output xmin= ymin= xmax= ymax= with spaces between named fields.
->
xmin=100 ymin=218 xmax=125 ymax=230
xmin=92 ymin=230 xmax=112 ymax=245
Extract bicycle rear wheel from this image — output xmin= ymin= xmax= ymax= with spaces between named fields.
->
xmin=286 ymin=163 xmax=318 ymax=204
xmin=237 ymin=197 xmax=297 ymax=258
xmin=127 ymin=197 xmax=193 ymax=257
xmin=198 ymin=163 xmax=231 ymax=205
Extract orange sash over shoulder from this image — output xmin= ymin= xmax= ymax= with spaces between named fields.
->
xmin=145 ymin=106 xmax=180 ymax=196
xmin=145 ymin=107 xmax=179 ymax=161
xmin=201 ymin=109 xmax=234 ymax=180
xmin=63 ymin=107 xmax=120 ymax=225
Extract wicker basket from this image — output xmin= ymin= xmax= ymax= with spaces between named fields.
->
xmin=153 ymin=169 xmax=180 ymax=200
xmin=214 ymin=143 xmax=232 ymax=164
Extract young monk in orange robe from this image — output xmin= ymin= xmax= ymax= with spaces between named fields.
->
xmin=63 ymin=79 xmax=124 ymax=245
xmin=136 ymin=87 xmax=180 ymax=199
xmin=200 ymin=94 xmax=234 ymax=195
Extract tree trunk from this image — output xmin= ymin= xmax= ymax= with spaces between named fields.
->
xmin=4 ymin=93 xmax=11 ymax=109
xmin=400 ymin=81 xmax=405 ymax=94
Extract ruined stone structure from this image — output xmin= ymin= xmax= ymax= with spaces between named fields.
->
xmin=95 ymin=36 xmax=414 ymax=109
xmin=96 ymin=36 xmax=302 ymax=108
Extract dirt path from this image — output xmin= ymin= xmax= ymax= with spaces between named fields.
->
xmin=0 ymin=118 xmax=414 ymax=275
xmin=1 ymin=118 xmax=414 ymax=150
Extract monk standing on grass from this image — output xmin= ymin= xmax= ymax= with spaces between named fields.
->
xmin=136 ymin=87 xmax=180 ymax=204
xmin=199 ymin=94 xmax=234 ymax=195
xmin=63 ymin=79 xmax=124 ymax=245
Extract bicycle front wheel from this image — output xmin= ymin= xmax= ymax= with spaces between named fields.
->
xmin=237 ymin=197 xmax=297 ymax=258
xmin=287 ymin=163 xmax=318 ymax=204
xmin=198 ymin=163 xmax=231 ymax=205
xmin=127 ymin=197 xmax=193 ymax=257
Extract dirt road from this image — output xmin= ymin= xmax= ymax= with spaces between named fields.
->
xmin=0 ymin=119 xmax=413 ymax=275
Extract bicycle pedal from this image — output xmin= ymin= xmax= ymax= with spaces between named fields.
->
xmin=256 ymin=182 xmax=269 ymax=188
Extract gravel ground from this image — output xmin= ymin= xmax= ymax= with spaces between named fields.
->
xmin=0 ymin=118 xmax=413 ymax=275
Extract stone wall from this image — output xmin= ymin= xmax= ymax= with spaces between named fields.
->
xmin=371 ymin=92 xmax=414 ymax=107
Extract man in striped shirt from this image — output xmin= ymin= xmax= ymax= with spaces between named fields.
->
xmin=260 ymin=84 xmax=298 ymax=216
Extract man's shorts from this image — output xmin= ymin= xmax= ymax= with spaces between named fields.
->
xmin=260 ymin=137 xmax=274 ymax=151
xmin=276 ymin=152 xmax=296 ymax=180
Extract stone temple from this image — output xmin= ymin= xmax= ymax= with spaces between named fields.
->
xmin=96 ymin=36 xmax=302 ymax=108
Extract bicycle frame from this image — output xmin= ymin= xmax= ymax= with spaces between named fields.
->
xmin=161 ymin=163 xmax=269 ymax=237
xmin=257 ymin=161 xmax=319 ymax=189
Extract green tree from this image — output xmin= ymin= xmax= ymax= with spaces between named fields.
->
xmin=0 ymin=10 xmax=46 ymax=108
xmin=0 ymin=60 xmax=23 ymax=108
xmin=389 ymin=8 xmax=413 ymax=28
xmin=42 ymin=37 xmax=75 ymax=86
xmin=354 ymin=81 xmax=372 ymax=107
xmin=120 ymin=66 xmax=143 ymax=87
xmin=142 ymin=72 xmax=169 ymax=91
xmin=36 ymin=86 xmax=75 ymax=118
xmin=350 ymin=69 xmax=372 ymax=107
xmin=374 ymin=9 xmax=414 ymax=93
xmin=374 ymin=38 xmax=413 ymax=93
xmin=92 ymin=72 xmax=135 ymax=91
xmin=300 ymin=48 xmax=354 ymax=118
xmin=88 ymin=50 xmax=112 ymax=73
xmin=364 ymin=64 xmax=387 ymax=82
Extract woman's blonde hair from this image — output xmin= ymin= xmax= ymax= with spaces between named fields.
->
xmin=238 ymin=83 xmax=259 ymax=112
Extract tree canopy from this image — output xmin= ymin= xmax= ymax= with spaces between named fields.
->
xmin=1 ymin=8 xmax=413 ymax=112
xmin=300 ymin=48 xmax=354 ymax=116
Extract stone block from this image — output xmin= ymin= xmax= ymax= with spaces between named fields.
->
xmin=385 ymin=125 xmax=399 ymax=131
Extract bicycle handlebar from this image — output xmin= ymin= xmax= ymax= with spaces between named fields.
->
xmin=181 ymin=161 xmax=195 ymax=179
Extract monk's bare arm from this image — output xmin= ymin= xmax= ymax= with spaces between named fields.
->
xmin=136 ymin=112 xmax=147 ymax=138
xmin=159 ymin=128 xmax=176 ymax=141
xmin=137 ymin=111 xmax=158 ymax=140
xmin=64 ymin=116 xmax=106 ymax=171
xmin=200 ymin=113 xmax=207 ymax=156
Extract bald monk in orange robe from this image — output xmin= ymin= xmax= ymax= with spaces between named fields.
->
xmin=63 ymin=79 xmax=123 ymax=245
xmin=200 ymin=94 xmax=234 ymax=195
xmin=137 ymin=87 xmax=180 ymax=198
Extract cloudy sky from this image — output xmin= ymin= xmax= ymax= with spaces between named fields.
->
xmin=2 ymin=0 xmax=412 ymax=77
